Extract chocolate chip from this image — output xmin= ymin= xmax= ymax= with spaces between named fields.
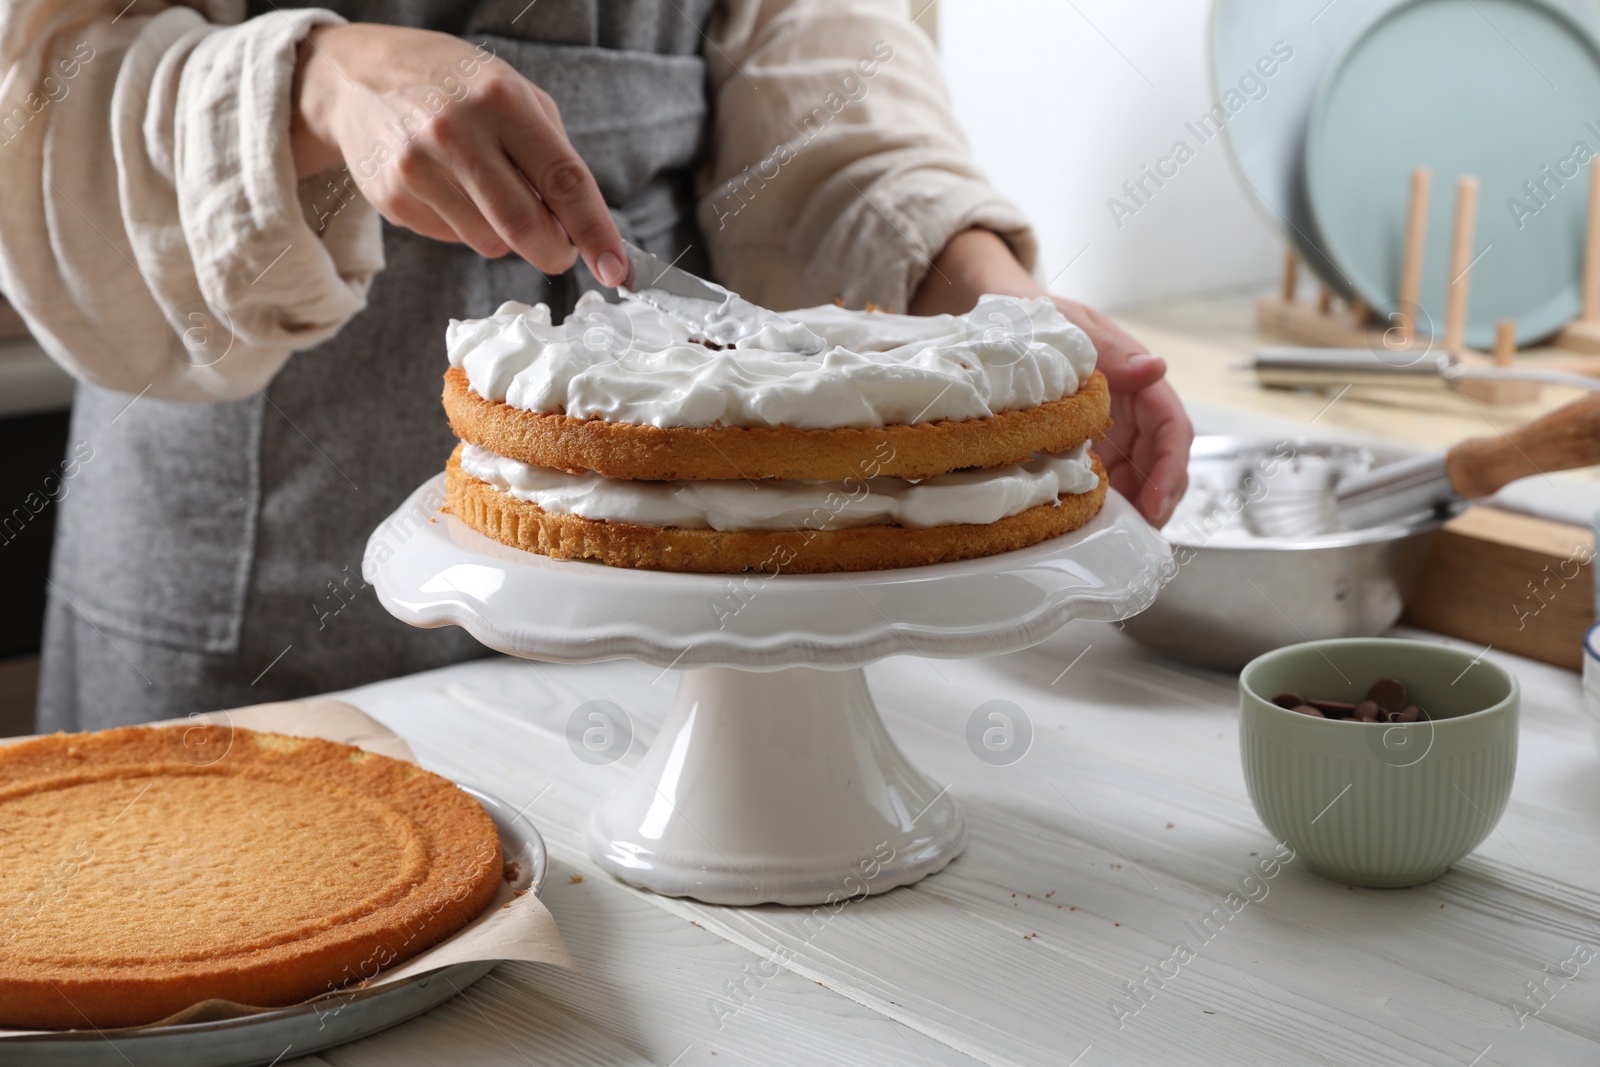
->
xmin=1365 ymin=678 xmax=1407 ymax=714
xmin=1280 ymin=679 xmax=1432 ymax=724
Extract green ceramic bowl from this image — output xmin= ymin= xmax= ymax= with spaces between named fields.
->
xmin=1239 ymin=638 xmax=1518 ymax=888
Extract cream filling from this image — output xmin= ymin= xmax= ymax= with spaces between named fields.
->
xmin=446 ymin=291 xmax=1097 ymax=431
xmin=459 ymin=442 xmax=1100 ymax=532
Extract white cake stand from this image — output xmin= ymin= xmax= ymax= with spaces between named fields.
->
xmin=366 ymin=475 xmax=1170 ymax=906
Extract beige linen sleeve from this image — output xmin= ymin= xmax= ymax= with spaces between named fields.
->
xmin=701 ymin=0 xmax=1037 ymax=312
xmin=0 ymin=0 xmax=381 ymax=401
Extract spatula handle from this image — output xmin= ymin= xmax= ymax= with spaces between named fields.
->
xmin=1446 ymin=393 xmax=1600 ymax=499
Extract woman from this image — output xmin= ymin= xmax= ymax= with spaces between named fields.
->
xmin=0 ymin=0 xmax=1192 ymax=730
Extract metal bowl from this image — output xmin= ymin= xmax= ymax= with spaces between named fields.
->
xmin=1121 ymin=436 xmax=1461 ymax=669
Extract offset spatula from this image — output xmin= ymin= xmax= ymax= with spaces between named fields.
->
xmin=620 ymin=241 xmax=824 ymax=354
xmin=621 ymin=241 xmax=727 ymax=304
xmin=1244 ymin=392 xmax=1600 ymax=536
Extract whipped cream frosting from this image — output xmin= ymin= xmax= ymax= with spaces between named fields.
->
xmin=459 ymin=442 xmax=1100 ymax=532
xmin=446 ymin=291 xmax=1097 ymax=430
xmin=628 ymin=285 xmax=827 ymax=355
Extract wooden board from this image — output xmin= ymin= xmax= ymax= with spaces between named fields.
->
xmin=1402 ymin=507 xmax=1594 ymax=670
xmin=1558 ymin=319 xmax=1600 ymax=355
xmin=1255 ymin=294 xmax=1378 ymax=349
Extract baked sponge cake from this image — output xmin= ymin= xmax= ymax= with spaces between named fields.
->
xmin=443 ymin=292 xmax=1110 ymax=573
xmin=0 ymin=725 xmax=502 ymax=1030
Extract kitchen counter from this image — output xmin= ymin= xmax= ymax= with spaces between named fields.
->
xmin=277 ymin=620 xmax=1598 ymax=1067
xmin=256 ymin=290 xmax=1600 ymax=1066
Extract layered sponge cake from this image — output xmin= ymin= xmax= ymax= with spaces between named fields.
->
xmin=442 ymin=291 xmax=1110 ymax=574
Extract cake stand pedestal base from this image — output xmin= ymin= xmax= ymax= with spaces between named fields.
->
xmin=369 ymin=474 xmax=1170 ymax=906
xmin=585 ymin=665 xmax=964 ymax=906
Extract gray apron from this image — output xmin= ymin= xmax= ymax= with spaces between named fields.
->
xmin=38 ymin=0 xmax=716 ymax=731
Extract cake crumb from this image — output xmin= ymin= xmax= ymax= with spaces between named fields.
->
xmin=570 ymin=873 xmax=584 ymax=884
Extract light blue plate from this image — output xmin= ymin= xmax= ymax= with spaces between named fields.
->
xmin=1211 ymin=0 xmax=1401 ymax=298
xmin=1305 ymin=0 xmax=1600 ymax=346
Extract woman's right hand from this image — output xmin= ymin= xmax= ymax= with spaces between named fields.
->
xmin=290 ymin=23 xmax=627 ymax=286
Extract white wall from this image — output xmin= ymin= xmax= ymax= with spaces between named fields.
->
xmin=938 ymin=0 xmax=1283 ymax=310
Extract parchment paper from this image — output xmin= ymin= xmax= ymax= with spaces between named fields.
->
xmin=0 ymin=699 xmax=575 ymax=1038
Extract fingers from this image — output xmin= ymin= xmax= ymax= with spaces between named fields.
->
xmin=395 ymin=77 xmax=572 ymax=267
xmin=400 ymin=167 xmax=512 ymax=258
xmin=1140 ymin=441 xmax=1190 ymax=528
xmin=1133 ymin=383 xmax=1194 ymax=527
xmin=1100 ymin=350 xmax=1167 ymax=391
xmin=1093 ymin=380 xmax=1192 ymax=529
xmin=1095 ymin=442 xmax=1141 ymax=504
xmin=369 ymin=185 xmax=504 ymax=255
xmin=367 ymin=59 xmax=623 ymax=280
xmin=497 ymin=85 xmax=627 ymax=285
xmin=435 ymin=145 xmax=569 ymax=267
xmin=1051 ymin=295 xmax=1190 ymax=526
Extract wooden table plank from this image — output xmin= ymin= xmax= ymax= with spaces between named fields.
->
xmin=318 ymin=616 xmax=1600 ymax=1066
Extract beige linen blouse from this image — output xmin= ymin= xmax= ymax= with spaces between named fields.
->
xmin=0 ymin=0 xmax=1035 ymax=402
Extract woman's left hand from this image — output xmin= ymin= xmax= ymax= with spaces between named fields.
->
xmin=1049 ymin=297 xmax=1191 ymax=527
xmin=908 ymin=229 xmax=1192 ymax=527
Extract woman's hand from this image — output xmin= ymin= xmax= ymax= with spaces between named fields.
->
xmin=909 ymin=229 xmax=1192 ymax=527
xmin=1047 ymin=297 xmax=1191 ymax=527
xmin=291 ymin=23 xmax=627 ymax=285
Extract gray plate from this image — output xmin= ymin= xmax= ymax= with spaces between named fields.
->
xmin=1211 ymin=0 xmax=1400 ymax=297
xmin=1211 ymin=0 xmax=1600 ymax=314
xmin=1305 ymin=0 xmax=1600 ymax=347
xmin=0 ymin=784 xmax=547 ymax=1067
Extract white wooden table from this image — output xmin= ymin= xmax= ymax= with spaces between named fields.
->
xmin=284 ymin=618 xmax=1599 ymax=1067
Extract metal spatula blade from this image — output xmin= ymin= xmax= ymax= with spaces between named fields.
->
xmin=621 ymin=242 xmax=727 ymax=306
xmin=620 ymin=241 xmax=825 ymax=354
